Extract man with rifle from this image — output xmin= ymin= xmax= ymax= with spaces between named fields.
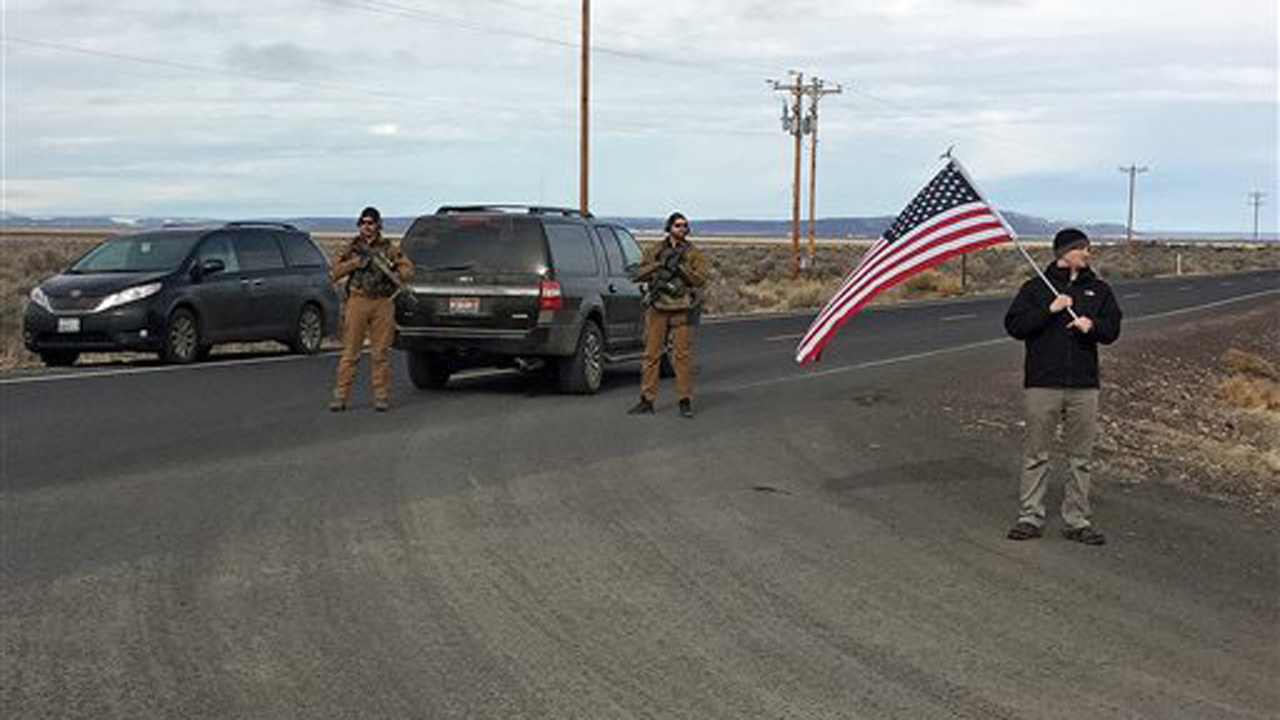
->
xmin=627 ymin=212 xmax=711 ymax=418
xmin=328 ymin=206 xmax=414 ymax=412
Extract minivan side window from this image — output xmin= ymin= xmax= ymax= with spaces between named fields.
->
xmin=233 ymin=231 xmax=286 ymax=271
xmin=544 ymin=223 xmax=600 ymax=277
xmin=595 ymin=227 xmax=627 ymax=275
xmin=613 ymin=227 xmax=644 ymax=267
xmin=280 ymin=232 xmax=327 ymax=268
xmin=197 ymin=234 xmax=241 ymax=273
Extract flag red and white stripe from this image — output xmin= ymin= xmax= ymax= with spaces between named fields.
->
xmin=795 ymin=159 xmax=1014 ymax=364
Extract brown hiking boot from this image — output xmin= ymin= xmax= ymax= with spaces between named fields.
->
xmin=627 ymin=398 xmax=655 ymax=415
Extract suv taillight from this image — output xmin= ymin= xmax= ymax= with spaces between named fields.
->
xmin=538 ymin=280 xmax=563 ymax=311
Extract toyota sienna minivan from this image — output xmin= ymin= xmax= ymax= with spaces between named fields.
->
xmin=24 ymin=222 xmax=340 ymax=366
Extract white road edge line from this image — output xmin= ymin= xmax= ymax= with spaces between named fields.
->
xmin=939 ymin=314 xmax=978 ymax=322
xmin=0 ymin=350 xmax=341 ymax=386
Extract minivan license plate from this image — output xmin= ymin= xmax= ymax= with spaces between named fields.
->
xmin=449 ymin=297 xmax=480 ymax=315
xmin=57 ymin=317 xmax=81 ymax=333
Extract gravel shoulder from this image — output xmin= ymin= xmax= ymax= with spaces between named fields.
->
xmin=942 ymin=297 xmax=1280 ymax=514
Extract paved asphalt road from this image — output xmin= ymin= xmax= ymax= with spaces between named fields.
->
xmin=2 ymin=270 xmax=1277 ymax=719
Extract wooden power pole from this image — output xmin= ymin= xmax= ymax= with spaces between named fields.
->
xmin=770 ymin=72 xmax=805 ymax=278
xmin=579 ymin=0 xmax=590 ymax=217
xmin=771 ymin=72 xmax=840 ymax=277
xmin=804 ymin=78 xmax=841 ymax=267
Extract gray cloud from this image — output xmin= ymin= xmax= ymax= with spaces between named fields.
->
xmin=221 ymin=42 xmax=332 ymax=78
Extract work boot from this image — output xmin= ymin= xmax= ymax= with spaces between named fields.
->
xmin=678 ymin=398 xmax=694 ymax=418
xmin=374 ymin=399 xmax=390 ymax=413
xmin=328 ymin=398 xmax=347 ymax=412
xmin=627 ymin=398 xmax=655 ymax=415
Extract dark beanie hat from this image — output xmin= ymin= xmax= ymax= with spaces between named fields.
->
xmin=1053 ymin=227 xmax=1089 ymax=257
xmin=359 ymin=206 xmax=382 ymax=225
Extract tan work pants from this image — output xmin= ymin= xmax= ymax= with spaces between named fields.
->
xmin=332 ymin=294 xmax=396 ymax=403
xmin=640 ymin=309 xmax=695 ymax=402
xmin=1018 ymin=387 xmax=1100 ymax=530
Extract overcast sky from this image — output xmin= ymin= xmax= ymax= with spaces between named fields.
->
xmin=4 ymin=0 xmax=1277 ymax=232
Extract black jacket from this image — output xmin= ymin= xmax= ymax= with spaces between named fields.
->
xmin=1004 ymin=264 xmax=1122 ymax=388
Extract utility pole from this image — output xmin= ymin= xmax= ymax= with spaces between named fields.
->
xmin=1118 ymin=164 xmax=1148 ymax=242
xmin=770 ymin=71 xmax=805 ymax=278
xmin=804 ymin=78 xmax=841 ymax=267
xmin=1248 ymin=191 xmax=1266 ymax=240
xmin=579 ymin=0 xmax=590 ymax=217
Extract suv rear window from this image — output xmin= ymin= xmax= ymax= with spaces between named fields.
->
xmin=404 ymin=216 xmax=548 ymax=273
xmin=544 ymin=224 xmax=600 ymax=277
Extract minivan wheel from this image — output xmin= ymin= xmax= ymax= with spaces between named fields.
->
xmin=289 ymin=303 xmax=324 ymax=354
xmin=408 ymin=351 xmax=452 ymax=389
xmin=39 ymin=350 xmax=79 ymax=367
xmin=162 ymin=308 xmax=201 ymax=364
xmin=558 ymin=321 xmax=604 ymax=394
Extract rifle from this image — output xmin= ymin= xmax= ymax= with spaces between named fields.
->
xmin=352 ymin=242 xmax=418 ymax=309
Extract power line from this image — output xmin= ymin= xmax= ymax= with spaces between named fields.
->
xmin=319 ymin=0 xmax=704 ymax=69
xmin=3 ymin=35 xmax=771 ymax=140
xmin=2 ymin=35 xmax=474 ymax=111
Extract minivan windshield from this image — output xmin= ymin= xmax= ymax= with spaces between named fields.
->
xmin=403 ymin=216 xmax=547 ymax=274
xmin=69 ymin=232 xmax=202 ymax=273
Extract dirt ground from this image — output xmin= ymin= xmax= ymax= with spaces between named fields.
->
xmin=941 ymin=299 xmax=1280 ymax=514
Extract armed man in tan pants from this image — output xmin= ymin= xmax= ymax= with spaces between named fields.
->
xmin=628 ymin=212 xmax=711 ymax=418
xmin=328 ymin=206 xmax=413 ymax=412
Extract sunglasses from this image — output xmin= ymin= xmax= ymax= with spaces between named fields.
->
xmin=672 ymin=222 xmax=689 ymax=229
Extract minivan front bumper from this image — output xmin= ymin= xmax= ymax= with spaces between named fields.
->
xmin=23 ymin=302 xmax=164 ymax=353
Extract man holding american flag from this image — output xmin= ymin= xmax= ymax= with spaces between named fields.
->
xmin=798 ymin=156 xmax=1121 ymax=545
xmin=1004 ymin=229 xmax=1122 ymax=545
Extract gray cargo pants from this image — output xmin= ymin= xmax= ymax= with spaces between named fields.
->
xmin=1017 ymin=387 xmax=1100 ymax=530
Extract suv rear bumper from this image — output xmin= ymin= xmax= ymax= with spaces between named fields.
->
xmin=394 ymin=323 xmax=580 ymax=357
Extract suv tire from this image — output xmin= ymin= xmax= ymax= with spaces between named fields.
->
xmin=39 ymin=350 xmax=79 ymax=367
xmin=289 ymin=303 xmax=324 ymax=355
xmin=408 ymin=351 xmax=453 ymax=389
xmin=557 ymin=320 xmax=604 ymax=394
xmin=162 ymin=308 xmax=202 ymax=364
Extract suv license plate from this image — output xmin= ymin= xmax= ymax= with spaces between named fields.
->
xmin=57 ymin=317 xmax=81 ymax=333
xmin=449 ymin=297 xmax=481 ymax=315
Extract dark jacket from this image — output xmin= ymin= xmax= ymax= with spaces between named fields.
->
xmin=1004 ymin=264 xmax=1122 ymax=388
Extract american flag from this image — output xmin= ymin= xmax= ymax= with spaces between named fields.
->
xmin=795 ymin=159 xmax=1014 ymax=364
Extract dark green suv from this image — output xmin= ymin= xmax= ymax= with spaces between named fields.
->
xmin=394 ymin=205 xmax=647 ymax=394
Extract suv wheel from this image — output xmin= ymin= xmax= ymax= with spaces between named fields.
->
xmin=39 ymin=350 xmax=79 ymax=367
xmin=408 ymin=351 xmax=452 ymax=389
xmin=162 ymin=308 xmax=202 ymax=364
xmin=558 ymin=321 xmax=604 ymax=394
xmin=289 ymin=303 xmax=324 ymax=355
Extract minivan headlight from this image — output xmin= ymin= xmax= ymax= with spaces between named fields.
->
xmin=94 ymin=282 xmax=163 ymax=313
xmin=29 ymin=286 xmax=54 ymax=312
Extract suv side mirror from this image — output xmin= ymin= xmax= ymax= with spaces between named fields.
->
xmin=196 ymin=258 xmax=226 ymax=278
